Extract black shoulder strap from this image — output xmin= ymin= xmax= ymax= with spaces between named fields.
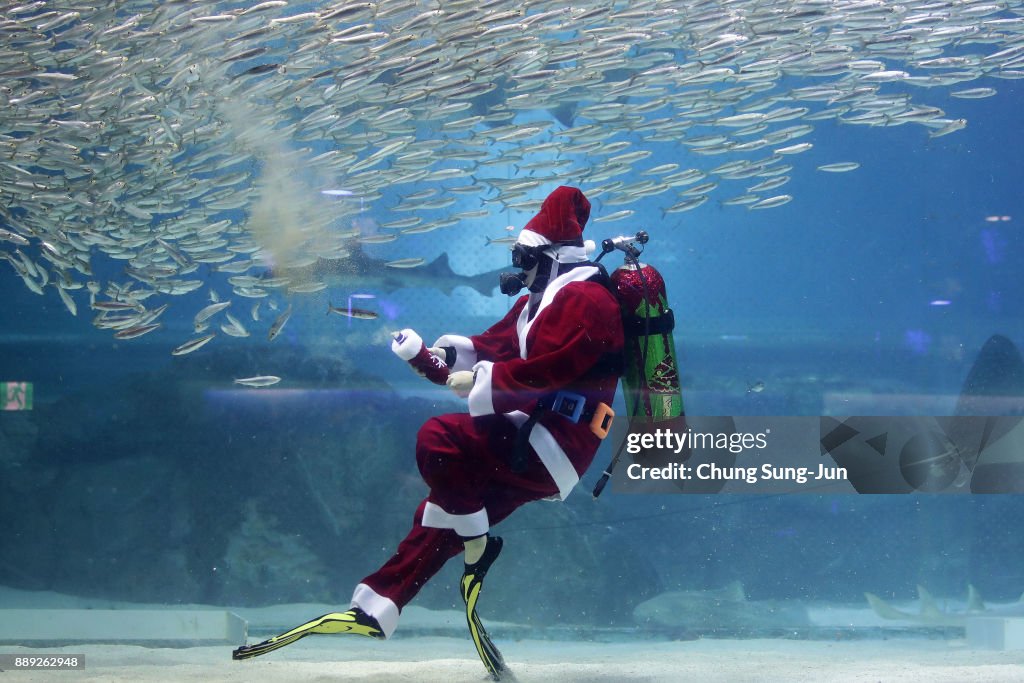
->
xmin=585 ymin=261 xmax=617 ymax=298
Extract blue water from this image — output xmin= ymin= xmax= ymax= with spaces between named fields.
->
xmin=1 ymin=35 xmax=1023 ymax=651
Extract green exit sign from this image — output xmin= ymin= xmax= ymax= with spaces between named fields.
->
xmin=1 ymin=382 xmax=33 ymax=410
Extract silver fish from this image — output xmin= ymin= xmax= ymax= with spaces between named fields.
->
xmin=385 ymin=257 xmax=426 ymax=268
xmin=748 ymin=194 xmax=793 ymax=210
xmin=0 ymin=0 xmax=1017 ymax=342
xmin=114 ymin=323 xmax=162 ymax=340
xmin=327 ymin=303 xmax=378 ymax=320
xmin=234 ymin=375 xmax=281 ymax=387
xmin=817 ymin=162 xmax=861 ymax=173
xmin=171 ymin=333 xmax=216 ymax=356
xmin=194 ymin=301 xmax=232 ymax=327
xmin=268 ymin=305 xmax=292 ymax=341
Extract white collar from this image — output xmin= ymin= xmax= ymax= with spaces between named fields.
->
xmin=516 ymin=265 xmax=598 ymax=359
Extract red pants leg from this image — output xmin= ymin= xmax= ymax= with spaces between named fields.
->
xmin=353 ymin=413 xmax=558 ymax=637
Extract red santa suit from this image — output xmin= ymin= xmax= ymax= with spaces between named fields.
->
xmin=350 ymin=187 xmax=623 ymax=639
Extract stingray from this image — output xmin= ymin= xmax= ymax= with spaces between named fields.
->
xmin=865 ymin=585 xmax=1024 ymax=628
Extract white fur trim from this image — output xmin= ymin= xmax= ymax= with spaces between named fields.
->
xmin=520 ymin=229 xmax=591 ymax=263
xmin=421 ymin=501 xmax=490 ymax=537
xmin=391 ymin=328 xmax=423 ymax=361
xmin=351 ymin=583 xmax=399 ymax=639
xmin=516 ymin=229 xmax=553 ymax=247
xmin=544 ymin=243 xmax=592 ymax=264
xmin=529 ymin=423 xmax=580 ymax=500
xmin=518 ymin=265 xmax=598 ymax=358
xmin=467 ymin=361 xmax=495 ymax=416
xmin=432 ymin=334 xmax=477 ymax=372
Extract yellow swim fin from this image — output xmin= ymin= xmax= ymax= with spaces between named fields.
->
xmin=460 ymin=535 xmax=510 ymax=681
xmin=232 ymin=608 xmax=383 ymax=660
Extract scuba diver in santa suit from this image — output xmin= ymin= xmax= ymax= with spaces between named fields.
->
xmin=233 ymin=186 xmax=624 ymax=679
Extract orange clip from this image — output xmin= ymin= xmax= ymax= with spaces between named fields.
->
xmin=589 ymin=402 xmax=614 ymax=439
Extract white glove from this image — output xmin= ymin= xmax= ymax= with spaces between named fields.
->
xmin=446 ymin=370 xmax=474 ymax=397
xmin=427 ymin=347 xmax=447 ymax=365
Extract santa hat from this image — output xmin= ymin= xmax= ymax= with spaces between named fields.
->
xmin=517 ymin=186 xmax=595 ymax=261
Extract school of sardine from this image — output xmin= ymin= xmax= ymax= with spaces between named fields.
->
xmin=1 ymin=0 xmax=1022 ymax=353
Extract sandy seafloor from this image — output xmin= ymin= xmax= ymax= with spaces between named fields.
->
xmin=2 ymin=636 xmax=1024 ymax=683
xmin=1 ymin=588 xmax=1023 ymax=682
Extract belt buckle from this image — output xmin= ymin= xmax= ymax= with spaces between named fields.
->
xmin=550 ymin=391 xmax=585 ymax=424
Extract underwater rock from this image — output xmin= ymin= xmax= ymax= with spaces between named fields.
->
xmin=27 ymin=456 xmax=198 ymax=602
xmin=221 ymin=500 xmax=331 ymax=605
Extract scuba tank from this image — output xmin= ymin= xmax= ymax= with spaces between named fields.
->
xmin=611 ymin=258 xmax=685 ymax=422
xmin=593 ymin=231 xmax=687 ymax=497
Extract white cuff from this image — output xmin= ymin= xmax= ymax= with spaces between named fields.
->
xmin=351 ymin=583 xmax=399 ymax=639
xmin=432 ymin=334 xmax=477 ymax=371
xmin=391 ymin=328 xmax=423 ymax=361
xmin=467 ymin=361 xmax=495 ymax=416
xmin=421 ymin=501 xmax=490 ymax=537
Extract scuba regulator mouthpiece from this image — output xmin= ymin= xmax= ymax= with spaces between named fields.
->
xmin=499 ymin=270 xmax=528 ymax=296
xmin=500 ymin=243 xmax=550 ymax=295
xmin=597 ymin=231 xmax=649 ymax=262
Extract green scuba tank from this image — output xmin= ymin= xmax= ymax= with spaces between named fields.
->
xmin=609 ymin=261 xmax=685 ymax=422
xmin=592 ymin=232 xmax=687 ymax=498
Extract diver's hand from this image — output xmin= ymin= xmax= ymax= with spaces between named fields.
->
xmin=427 ymin=347 xmax=447 ymax=364
xmin=447 ymin=370 xmax=474 ymax=397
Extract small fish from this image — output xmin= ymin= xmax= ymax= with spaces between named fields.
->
xmin=774 ymin=142 xmax=813 ymax=155
xmin=359 ymin=234 xmax=398 ymax=244
xmin=268 ymin=305 xmax=292 ymax=341
xmin=486 ymin=235 xmax=518 ymax=245
xmin=817 ymin=162 xmax=860 ymax=173
xmin=194 ymin=301 xmax=231 ymax=326
xmin=221 ymin=313 xmax=249 ymax=337
xmin=747 ymin=176 xmax=791 ymax=193
xmin=0 ymin=228 xmax=30 ymax=246
xmin=928 ymin=118 xmax=967 ymax=138
xmin=641 ymin=163 xmax=681 ymax=176
xmin=663 ymin=195 xmax=709 ymax=214
xmin=385 ymin=257 xmax=426 ymax=268
xmin=721 ymin=193 xmax=762 ymax=206
xmin=171 ymin=333 xmax=216 ymax=356
xmin=749 ymin=194 xmax=793 ymax=210
xmin=234 ymin=375 xmax=282 ymax=387
xmin=747 ymin=381 xmax=766 ymax=394
xmin=56 ymin=286 xmax=78 ymax=316
xmin=327 ymin=302 xmax=378 ymax=320
xmin=379 ymin=216 xmax=423 ymax=229
xmin=233 ymin=63 xmax=280 ymax=79
xmin=92 ymin=300 xmax=142 ymax=312
xmin=288 ymin=281 xmax=328 ymax=294
xmin=950 ymin=87 xmax=996 ymax=99
xmin=593 ymin=209 xmax=635 ymax=223
xmin=114 ymin=323 xmax=162 ymax=340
